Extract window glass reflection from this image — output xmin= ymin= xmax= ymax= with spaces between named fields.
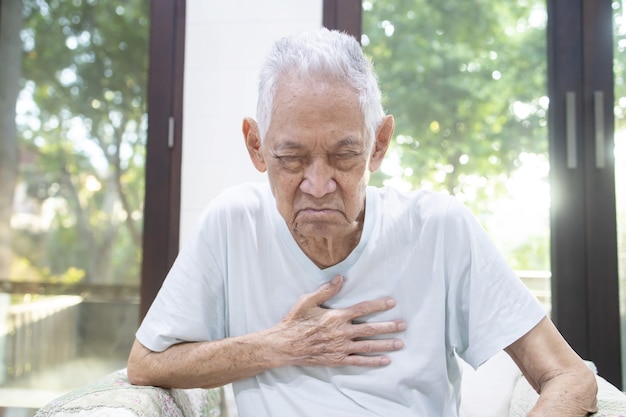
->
xmin=0 ymin=1 xmax=148 ymax=411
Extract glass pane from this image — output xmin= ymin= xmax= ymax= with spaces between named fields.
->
xmin=0 ymin=1 xmax=148 ymax=413
xmin=362 ymin=1 xmax=550 ymax=311
xmin=614 ymin=0 xmax=626 ymax=389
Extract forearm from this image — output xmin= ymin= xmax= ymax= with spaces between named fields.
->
xmin=527 ymin=361 xmax=598 ymax=416
xmin=127 ymin=329 xmax=283 ymax=389
xmin=127 ymin=277 xmax=405 ymax=389
xmin=505 ymin=317 xmax=599 ymax=417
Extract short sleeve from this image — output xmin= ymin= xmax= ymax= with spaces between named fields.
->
xmin=135 ymin=207 xmax=227 ymax=352
xmin=443 ymin=198 xmax=546 ymax=369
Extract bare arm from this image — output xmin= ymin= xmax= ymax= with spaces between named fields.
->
xmin=127 ymin=275 xmax=406 ymax=389
xmin=128 ymin=332 xmax=275 ymax=389
xmin=505 ymin=317 xmax=598 ymax=416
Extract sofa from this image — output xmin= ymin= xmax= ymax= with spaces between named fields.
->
xmin=35 ymin=352 xmax=626 ymax=417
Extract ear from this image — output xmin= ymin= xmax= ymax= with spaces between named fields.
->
xmin=242 ymin=117 xmax=266 ymax=172
xmin=369 ymin=115 xmax=395 ymax=172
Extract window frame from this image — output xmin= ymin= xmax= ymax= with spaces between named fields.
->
xmin=140 ymin=0 xmax=186 ymax=319
xmin=548 ymin=0 xmax=621 ymax=387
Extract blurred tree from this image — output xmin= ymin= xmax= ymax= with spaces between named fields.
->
xmin=364 ymin=0 xmax=547 ymax=209
xmin=11 ymin=0 xmax=149 ymax=284
xmin=0 ymin=1 xmax=23 ymax=280
xmin=363 ymin=0 xmax=549 ymax=270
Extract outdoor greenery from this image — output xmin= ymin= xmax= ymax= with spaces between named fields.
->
xmin=0 ymin=0 xmax=624 ymax=285
xmin=363 ymin=0 xmax=549 ymax=270
xmin=3 ymin=0 xmax=149 ymax=285
xmin=362 ymin=0 xmax=624 ymax=272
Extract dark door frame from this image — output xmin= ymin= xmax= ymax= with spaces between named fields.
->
xmin=140 ymin=0 xmax=186 ymax=319
xmin=548 ymin=0 xmax=621 ymax=387
xmin=323 ymin=0 xmax=362 ymax=37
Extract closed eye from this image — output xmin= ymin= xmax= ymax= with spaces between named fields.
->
xmin=334 ymin=152 xmax=360 ymax=159
xmin=273 ymin=154 xmax=306 ymax=171
xmin=332 ymin=151 xmax=363 ymax=170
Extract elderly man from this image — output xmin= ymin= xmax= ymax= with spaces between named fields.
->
xmin=128 ymin=29 xmax=597 ymax=416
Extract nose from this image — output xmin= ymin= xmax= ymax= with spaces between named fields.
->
xmin=300 ymin=157 xmax=337 ymax=198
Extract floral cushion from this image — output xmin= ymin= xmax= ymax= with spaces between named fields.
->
xmin=35 ymin=369 xmax=225 ymax=417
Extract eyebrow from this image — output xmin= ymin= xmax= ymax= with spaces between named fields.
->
xmin=273 ymin=137 xmax=365 ymax=152
xmin=273 ymin=141 xmax=305 ymax=152
xmin=333 ymin=137 xmax=364 ymax=148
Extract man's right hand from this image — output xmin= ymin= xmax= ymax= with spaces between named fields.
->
xmin=269 ymin=274 xmax=406 ymax=368
xmin=128 ymin=275 xmax=405 ymax=389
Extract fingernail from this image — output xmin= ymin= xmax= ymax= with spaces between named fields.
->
xmin=386 ymin=298 xmax=396 ymax=307
xmin=331 ymin=275 xmax=341 ymax=285
xmin=380 ymin=357 xmax=391 ymax=366
xmin=397 ymin=321 xmax=407 ymax=331
xmin=393 ymin=340 xmax=404 ymax=349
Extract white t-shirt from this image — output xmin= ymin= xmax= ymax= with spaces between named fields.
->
xmin=136 ymin=183 xmax=545 ymax=417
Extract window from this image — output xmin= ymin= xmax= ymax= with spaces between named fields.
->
xmin=0 ymin=0 xmax=184 ymax=412
xmin=328 ymin=0 xmax=623 ymax=387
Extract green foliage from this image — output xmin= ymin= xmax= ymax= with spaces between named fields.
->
xmin=363 ymin=0 xmax=549 ymax=270
xmin=11 ymin=255 xmax=85 ymax=284
xmin=364 ymin=0 xmax=547 ymax=198
xmin=15 ymin=0 xmax=149 ymax=284
xmin=507 ymin=234 xmax=550 ymax=271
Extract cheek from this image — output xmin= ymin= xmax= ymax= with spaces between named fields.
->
xmin=268 ymin=171 xmax=301 ymax=208
xmin=338 ymin=174 xmax=368 ymax=213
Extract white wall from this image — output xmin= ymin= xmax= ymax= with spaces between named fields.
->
xmin=181 ymin=1 xmax=323 ymax=243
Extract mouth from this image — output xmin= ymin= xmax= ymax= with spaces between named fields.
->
xmin=301 ymin=207 xmax=335 ymax=212
xmin=297 ymin=208 xmax=339 ymax=215
xmin=293 ymin=208 xmax=345 ymax=224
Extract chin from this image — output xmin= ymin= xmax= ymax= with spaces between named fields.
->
xmin=293 ymin=221 xmax=350 ymax=239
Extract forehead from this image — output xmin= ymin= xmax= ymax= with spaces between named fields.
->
xmin=265 ymin=76 xmax=368 ymax=149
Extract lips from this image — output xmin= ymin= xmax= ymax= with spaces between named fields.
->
xmin=297 ymin=208 xmax=339 ymax=215
xmin=294 ymin=208 xmax=344 ymax=223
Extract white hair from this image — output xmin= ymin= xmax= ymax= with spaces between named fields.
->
xmin=256 ymin=28 xmax=385 ymax=144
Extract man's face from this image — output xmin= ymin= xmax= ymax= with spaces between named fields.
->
xmin=244 ymin=76 xmax=393 ymax=242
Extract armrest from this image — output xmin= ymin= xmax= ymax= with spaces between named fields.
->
xmin=592 ymin=374 xmax=626 ymax=417
xmin=508 ymin=372 xmax=626 ymax=417
xmin=35 ymin=369 xmax=225 ymax=417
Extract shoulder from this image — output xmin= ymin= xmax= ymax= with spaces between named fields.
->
xmin=370 ymin=186 xmax=461 ymax=222
xmin=188 ymin=183 xmax=272 ymax=241
xmin=369 ymin=187 xmax=484 ymax=250
xmin=199 ymin=183 xmax=270 ymax=220
xmin=206 ymin=182 xmax=270 ymax=210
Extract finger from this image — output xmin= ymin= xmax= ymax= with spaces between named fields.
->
xmin=340 ymin=355 xmax=392 ymax=367
xmin=345 ymin=297 xmax=398 ymax=320
xmin=352 ymin=320 xmax=407 ymax=338
xmin=349 ymin=337 xmax=405 ymax=355
xmin=295 ymin=275 xmax=344 ymax=309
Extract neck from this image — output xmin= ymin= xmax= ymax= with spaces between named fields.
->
xmin=294 ymin=230 xmax=363 ymax=269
